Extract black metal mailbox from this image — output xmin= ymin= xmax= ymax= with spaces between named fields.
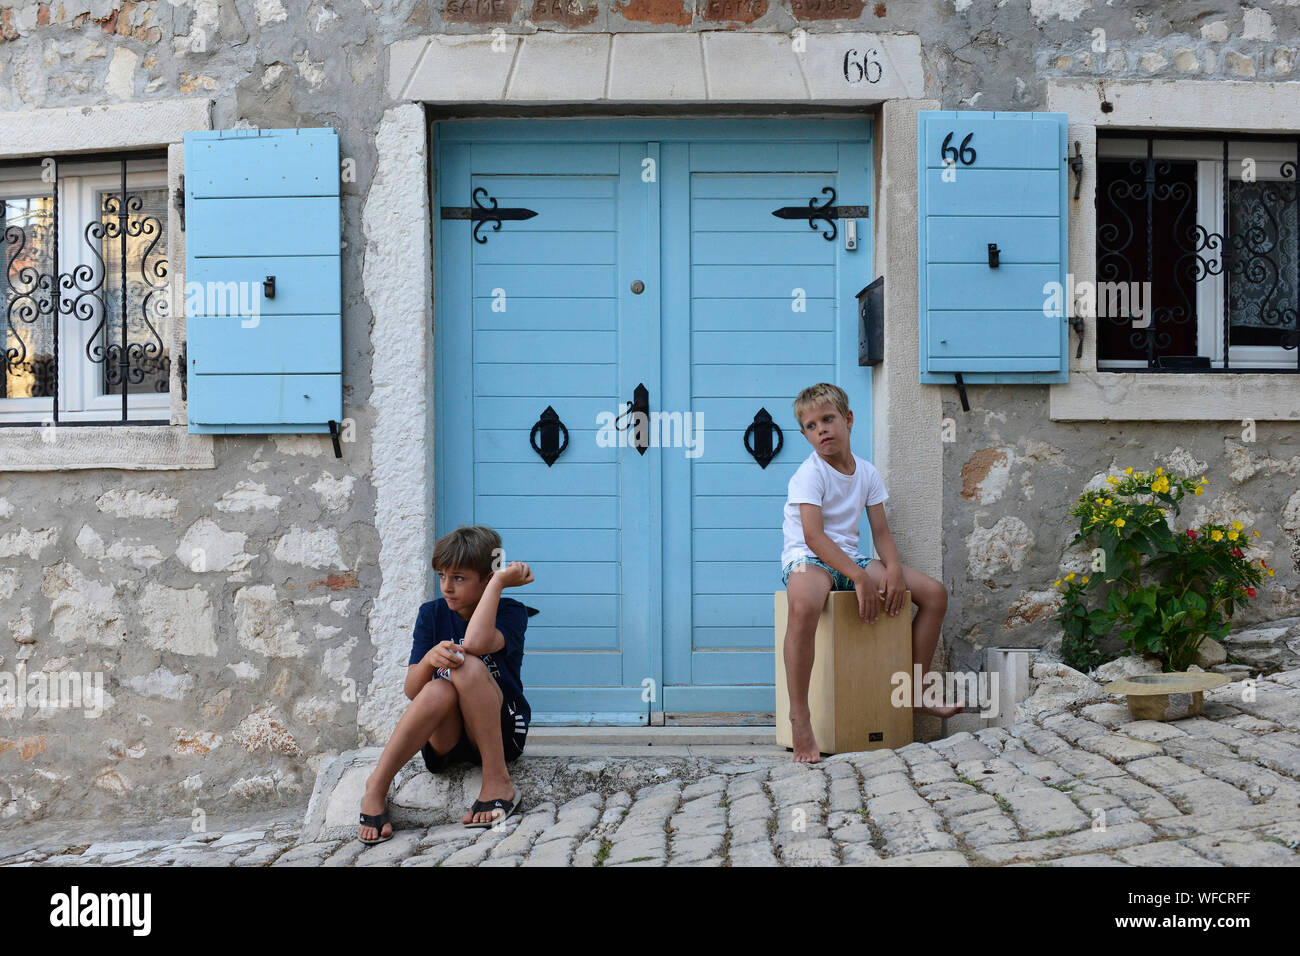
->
xmin=857 ymin=276 xmax=884 ymax=366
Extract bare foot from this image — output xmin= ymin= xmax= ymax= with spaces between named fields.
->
xmin=359 ymin=776 xmax=392 ymax=842
xmin=918 ymin=703 xmax=965 ymax=719
xmin=790 ymin=715 xmax=821 ymax=763
xmin=463 ymin=771 xmax=516 ymax=825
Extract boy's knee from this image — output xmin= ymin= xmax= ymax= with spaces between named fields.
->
xmin=918 ymin=579 xmax=948 ymax=610
xmin=787 ymin=593 xmax=825 ymax=621
xmin=414 ymin=678 xmax=455 ymax=710
xmin=448 ymin=657 xmax=481 ymax=681
xmin=448 ymin=656 xmax=497 ymax=693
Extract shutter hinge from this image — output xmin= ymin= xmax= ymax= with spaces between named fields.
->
xmin=328 ymin=420 xmax=343 ymax=458
xmin=173 ymin=174 xmax=185 ymax=231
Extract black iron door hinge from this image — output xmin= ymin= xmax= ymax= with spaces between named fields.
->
xmin=440 ymin=187 xmax=538 ymax=244
xmin=771 ymin=187 xmax=869 ymax=241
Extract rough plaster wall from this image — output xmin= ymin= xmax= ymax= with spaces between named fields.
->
xmin=0 ymin=0 xmax=1298 ymax=822
xmin=359 ymin=103 xmax=433 ymax=746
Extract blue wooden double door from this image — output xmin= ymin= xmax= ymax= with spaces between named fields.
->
xmin=434 ymin=118 xmax=874 ymax=722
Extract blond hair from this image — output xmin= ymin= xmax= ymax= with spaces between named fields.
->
xmin=432 ymin=525 xmax=501 ymax=579
xmin=792 ymin=382 xmax=850 ymax=426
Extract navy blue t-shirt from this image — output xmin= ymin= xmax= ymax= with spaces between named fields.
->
xmin=408 ymin=596 xmax=534 ymax=724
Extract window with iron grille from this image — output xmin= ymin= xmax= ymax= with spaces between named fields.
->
xmin=1096 ymin=134 xmax=1299 ymax=372
xmin=0 ymin=151 xmax=174 ymax=425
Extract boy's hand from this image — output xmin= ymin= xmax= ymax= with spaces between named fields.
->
xmin=880 ymin=565 xmax=906 ymax=617
xmin=853 ymin=569 xmax=882 ymax=624
xmin=425 ymin=641 xmax=465 ymax=670
xmin=493 ymin=561 xmax=534 ymax=589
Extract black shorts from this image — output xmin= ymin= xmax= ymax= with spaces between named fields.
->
xmin=420 ymin=697 xmax=529 ymax=773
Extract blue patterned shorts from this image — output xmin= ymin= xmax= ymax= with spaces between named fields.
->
xmin=781 ymin=554 xmax=877 ymax=590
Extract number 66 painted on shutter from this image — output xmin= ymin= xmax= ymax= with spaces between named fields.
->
xmin=940 ymin=132 xmax=977 ymax=166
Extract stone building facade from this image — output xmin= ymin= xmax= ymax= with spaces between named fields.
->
xmin=1 ymin=0 xmax=1298 ymax=824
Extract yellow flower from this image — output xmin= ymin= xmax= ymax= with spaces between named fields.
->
xmin=1151 ymin=476 xmax=1170 ymax=494
xmin=1210 ymin=529 xmax=1223 ymax=541
xmin=1103 ymin=499 xmax=1112 ymax=507
xmin=1154 ymin=467 xmax=1163 ymax=476
xmin=1200 ymin=476 xmax=1209 ymax=485
xmin=1106 ymin=476 xmax=1119 ymax=485
xmin=1054 ymin=579 xmax=1062 ymax=588
xmin=1194 ymin=486 xmax=1204 ymax=496
xmin=1114 ymin=518 xmax=1126 ymax=528
xmin=1268 ymin=569 xmax=1275 ymax=577
xmin=1228 ymin=531 xmax=1238 ymax=541
xmin=1065 ymin=572 xmax=1076 ymax=582
xmin=1124 ymin=467 xmax=1134 ymax=475
xmin=1231 ymin=521 xmax=1243 ymax=531
xmin=1252 ymin=529 xmax=1260 ymax=537
xmin=1081 ymin=576 xmax=1090 ymax=584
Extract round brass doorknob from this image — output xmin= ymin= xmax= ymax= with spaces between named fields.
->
xmin=631 ymin=280 xmax=645 ymax=294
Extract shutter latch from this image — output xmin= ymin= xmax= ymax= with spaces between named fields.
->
xmin=1067 ymin=141 xmax=1084 ymax=200
xmin=328 ymin=420 xmax=342 ymax=458
xmin=953 ymin=373 xmax=971 ymax=413
xmin=173 ymin=174 xmax=185 ymax=231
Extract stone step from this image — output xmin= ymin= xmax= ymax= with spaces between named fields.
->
xmin=303 ymin=744 xmax=788 ymax=843
xmin=528 ymin=726 xmax=775 ymax=747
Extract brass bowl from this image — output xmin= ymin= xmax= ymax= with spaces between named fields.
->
xmin=1101 ymin=671 xmax=1231 ymax=722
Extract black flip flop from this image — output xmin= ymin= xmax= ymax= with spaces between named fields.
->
xmin=358 ymin=810 xmax=393 ymax=845
xmin=464 ymin=786 xmax=522 ymax=829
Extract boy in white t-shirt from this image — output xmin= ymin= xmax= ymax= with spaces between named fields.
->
xmin=780 ymin=382 xmax=960 ymax=762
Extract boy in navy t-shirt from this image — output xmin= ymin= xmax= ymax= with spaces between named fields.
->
xmin=359 ymin=525 xmax=537 ymax=843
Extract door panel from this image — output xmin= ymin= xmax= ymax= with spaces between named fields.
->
xmin=435 ymin=141 xmax=652 ymax=717
xmin=437 ymin=120 xmax=873 ymax=721
xmin=660 ymin=137 xmax=873 ymax=714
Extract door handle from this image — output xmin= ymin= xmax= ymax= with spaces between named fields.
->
xmin=613 ymin=383 xmax=650 ymax=455
xmin=743 ymin=407 xmax=783 ymax=469
xmin=529 ymin=405 xmax=569 ymax=467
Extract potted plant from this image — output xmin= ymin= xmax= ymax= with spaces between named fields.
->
xmin=1054 ymin=467 xmax=1272 ymax=675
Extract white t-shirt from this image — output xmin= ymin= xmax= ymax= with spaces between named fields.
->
xmin=780 ymin=451 xmax=889 ymax=568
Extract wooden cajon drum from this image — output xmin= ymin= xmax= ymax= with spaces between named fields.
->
xmin=774 ymin=589 xmax=914 ymax=754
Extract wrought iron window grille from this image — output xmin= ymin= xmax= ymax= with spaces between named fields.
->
xmin=1095 ymin=132 xmax=1299 ymax=373
xmin=1 ymin=150 xmax=172 ymax=426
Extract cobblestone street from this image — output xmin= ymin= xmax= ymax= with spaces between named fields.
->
xmin=4 ymin=667 xmax=1299 ymax=867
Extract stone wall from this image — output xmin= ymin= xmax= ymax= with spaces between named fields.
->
xmin=1 ymin=0 xmax=1298 ymax=823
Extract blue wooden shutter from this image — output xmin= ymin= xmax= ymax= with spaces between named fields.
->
xmin=183 ymin=128 xmax=342 ymax=434
xmin=917 ymin=111 xmax=1068 ymax=384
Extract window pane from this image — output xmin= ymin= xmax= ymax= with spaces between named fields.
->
xmin=1095 ymin=157 xmax=1200 ymax=363
xmin=98 ymin=185 xmax=170 ymax=396
xmin=1 ymin=195 xmax=56 ymax=399
xmin=1228 ymin=178 xmax=1299 ymax=349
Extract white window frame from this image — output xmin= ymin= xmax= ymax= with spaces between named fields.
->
xmin=0 ymin=98 xmax=215 ymax=470
xmin=0 ymin=159 xmax=172 ymax=424
xmin=1095 ymin=137 xmax=1297 ymax=372
xmin=1046 ymin=79 xmax=1300 ymax=422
